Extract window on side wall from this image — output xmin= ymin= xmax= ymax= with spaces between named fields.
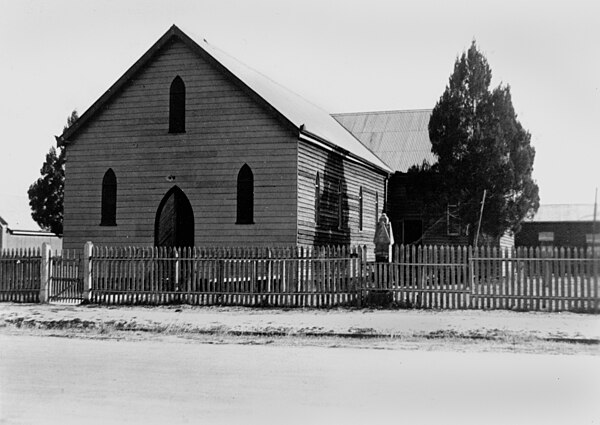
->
xmin=100 ymin=168 xmax=117 ymax=226
xmin=539 ymin=232 xmax=554 ymax=246
xmin=358 ymin=186 xmax=363 ymax=231
xmin=315 ymin=172 xmax=320 ymax=226
xmin=236 ymin=164 xmax=254 ymax=224
xmin=375 ymin=191 xmax=379 ymax=226
xmin=337 ymin=179 xmax=343 ymax=230
xmin=447 ymin=204 xmax=460 ymax=236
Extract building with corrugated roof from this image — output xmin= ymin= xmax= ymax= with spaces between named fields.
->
xmin=515 ymin=204 xmax=599 ymax=248
xmin=334 ymin=109 xmax=472 ymax=245
xmin=0 ymin=215 xmax=62 ymax=251
xmin=57 ymin=25 xmax=391 ymax=250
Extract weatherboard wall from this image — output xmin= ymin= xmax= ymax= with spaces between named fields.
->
xmin=62 ymin=39 xmax=298 ymax=250
xmin=515 ymin=221 xmax=598 ymax=248
xmin=297 ymin=140 xmax=386 ymax=248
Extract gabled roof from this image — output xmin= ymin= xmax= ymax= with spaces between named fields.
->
xmin=526 ymin=204 xmax=598 ymax=222
xmin=332 ymin=109 xmax=436 ymax=172
xmin=58 ymin=25 xmax=391 ymax=174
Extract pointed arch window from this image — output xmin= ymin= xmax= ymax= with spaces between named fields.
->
xmin=100 ymin=168 xmax=117 ymax=226
xmin=359 ymin=186 xmax=363 ymax=231
xmin=169 ymin=76 xmax=185 ymax=133
xmin=236 ymin=164 xmax=254 ymax=224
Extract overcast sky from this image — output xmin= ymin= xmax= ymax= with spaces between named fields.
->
xmin=1 ymin=0 xmax=598 ymax=229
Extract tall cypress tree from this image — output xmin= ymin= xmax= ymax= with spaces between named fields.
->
xmin=428 ymin=41 xmax=539 ymax=242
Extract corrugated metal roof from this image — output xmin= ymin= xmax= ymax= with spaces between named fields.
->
xmin=194 ymin=35 xmax=391 ymax=172
xmin=332 ymin=109 xmax=436 ymax=172
xmin=60 ymin=26 xmax=391 ymax=173
xmin=527 ymin=204 xmax=598 ymax=222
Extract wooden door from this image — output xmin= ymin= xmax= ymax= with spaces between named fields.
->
xmin=155 ymin=187 xmax=194 ymax=247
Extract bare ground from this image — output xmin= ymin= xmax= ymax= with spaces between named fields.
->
xmin=1 ymin=303 xmax=598 ymax=354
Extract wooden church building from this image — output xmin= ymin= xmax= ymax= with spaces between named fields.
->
xmin=58 ymin=26 xmax=392 ymax=250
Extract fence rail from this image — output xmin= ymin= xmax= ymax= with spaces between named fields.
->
xmin=1 ymin=243 xmax=598 ymax=312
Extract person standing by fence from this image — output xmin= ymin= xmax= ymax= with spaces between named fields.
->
xmin=374 ymin=213 xmax=394 ymax=263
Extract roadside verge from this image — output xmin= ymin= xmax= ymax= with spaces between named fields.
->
xmin=1 ymin=303 xmax=598 ymax=346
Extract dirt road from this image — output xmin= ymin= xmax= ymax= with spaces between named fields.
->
xmin=1 ymin=334 xmax=598 ymax=425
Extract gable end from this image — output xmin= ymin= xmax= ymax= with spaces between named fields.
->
xmin=57 ymin=25 xmax=299 ymax=146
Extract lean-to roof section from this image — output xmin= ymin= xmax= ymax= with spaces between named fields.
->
xmin=333 ymin=109 xmax=436 ymax=172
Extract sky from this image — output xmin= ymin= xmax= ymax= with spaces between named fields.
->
xmin=1 ymin=0 xmax=598 ymax=230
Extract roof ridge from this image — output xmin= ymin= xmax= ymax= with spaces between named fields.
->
xmin=332 ymin=108 xmax=433 ymax=116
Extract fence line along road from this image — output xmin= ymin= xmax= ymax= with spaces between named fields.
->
xmin=0 ymin=248 xmax=41 ymax=302
xmin=0 ymin=243 xmax=598 ymax=312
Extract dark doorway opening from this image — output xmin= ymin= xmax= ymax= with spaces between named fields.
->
xmin=154 ymin=186 xmax=194 ymax=247
xmin=403 ymin=220 xmax=423 ymax=245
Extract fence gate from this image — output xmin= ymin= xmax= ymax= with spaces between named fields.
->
xmin=49 ymin=251 xmax=84 ymax=304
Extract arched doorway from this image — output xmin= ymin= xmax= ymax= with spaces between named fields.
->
xmin=154 ymin=186 xmax=194 ymax=247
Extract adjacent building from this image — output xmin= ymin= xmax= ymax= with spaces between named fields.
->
xmin=334 ymin=109 xmax=470 ymax=246
xmin=515 ymin=204 xmax=599 ymax=249
xmin=0 ymin=215 xmax=62 ymax=251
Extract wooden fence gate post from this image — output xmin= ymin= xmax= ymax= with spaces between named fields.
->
xmin=39 ymin=243 xmax=51 ymax=303
xmin=82 ymin=241 xmax=93 ymax=302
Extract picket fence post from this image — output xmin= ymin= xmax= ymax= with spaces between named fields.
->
xmin=82 ymin=241 xmax=94 ymax=302
xmin=39 ymin=243 xmax=51 ymax=303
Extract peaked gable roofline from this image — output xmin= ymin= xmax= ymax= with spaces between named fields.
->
xmin=57 ymin=25 xmax=297 ymax=145
xmin=57 ymin=25 xmax=391 ymax=174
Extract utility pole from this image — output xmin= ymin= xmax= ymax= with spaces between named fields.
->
xmin=474 ymin=190 xmax=487 ymax=247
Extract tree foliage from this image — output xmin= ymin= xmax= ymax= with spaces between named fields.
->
xmin=428 ymin=41 xmax=539 ymax=242
xmin=28 ymin=111 xmax=78 ymax=235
